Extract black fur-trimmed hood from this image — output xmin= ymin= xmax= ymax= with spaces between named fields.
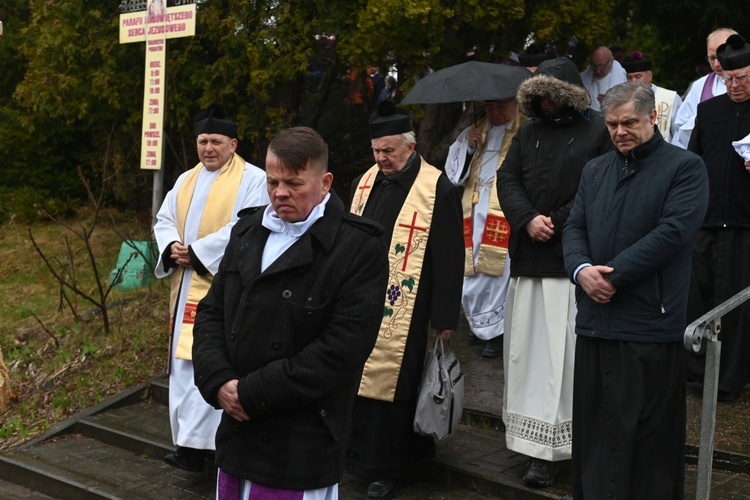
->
xmin=517 ymin=57 xmax=591 ymax=118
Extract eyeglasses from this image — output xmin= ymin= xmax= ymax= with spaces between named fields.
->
xmin=591 ymin=59 xmax=613 ymax=70
xmin=722 ymin=73 xmax=750 ymax=86
xmin=706 ymin=55 xmax=718 ymax=64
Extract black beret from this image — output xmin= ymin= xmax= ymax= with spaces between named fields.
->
xmin=368 ymin=100 xmax=412 ymax=139
xmin=193 ymin=104 xmax=238 ymax=138
xmin=621 ymin=51 xmax=652 ymax=73
xmin=717 ymin=34 xmax=750 ymax=71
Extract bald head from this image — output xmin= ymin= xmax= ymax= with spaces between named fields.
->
xmin=591 ymin=46 xmax=615 ymax=78
xmin=707 ymin=28 xmax=738 ymax=75
xmin=593 ymin=46 xmax=613 ymax=59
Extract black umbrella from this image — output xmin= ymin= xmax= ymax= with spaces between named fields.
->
xmin=401 ymin=61 xmax=532 ymax=105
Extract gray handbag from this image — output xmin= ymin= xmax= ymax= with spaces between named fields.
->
xmin=413 ymin=336 xmax=465 ymax=440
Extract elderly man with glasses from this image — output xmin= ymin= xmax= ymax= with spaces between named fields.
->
xmin=687 ymin=33 xmax=750 ymax=403
xmin=580 ymin=46 xmax=627 ymax=111
xmin=671 ymin=27 xmax=737 ymax=148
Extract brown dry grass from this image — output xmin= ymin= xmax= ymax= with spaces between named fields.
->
xmin=0 ymin=209 xmax=169 ymax=449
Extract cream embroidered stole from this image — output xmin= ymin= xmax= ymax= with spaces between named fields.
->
xmin=351 ymin=160 xmax=441 ymax=402
xmin=462 ymin=114 xmax=523 ymax=276
xmin=654 ymin=86 xmax=677 ymax=143
xmin=170 ymin=153 xmax=245 ymax=360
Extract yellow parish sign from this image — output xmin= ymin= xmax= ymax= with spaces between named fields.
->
xmin=119 ymin=3 xmax=196 ymax=170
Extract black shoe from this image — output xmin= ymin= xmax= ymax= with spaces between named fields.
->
xmin=718 ymin=389 xmax=741 ymax=402
xmin=481 ymin=336 xmax=503 ymax=358
xmin=164 ymin=446 xmax=206 ymax=472
xmin=467 ymin=331 xmax=480 ymax=341
xmin=523 ymin=458 xmax=558 ymax=488
xmin=366 ymin=480 xmax=397 ymax=499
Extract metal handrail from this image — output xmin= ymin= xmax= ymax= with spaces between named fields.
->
xmin=683 ymin=285 xmax=750 ymax=500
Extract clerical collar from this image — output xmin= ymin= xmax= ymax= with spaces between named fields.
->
xmin=261 ymin=193 xmax=331 ymax=237
xmin=383 ymin=151 xmax=417 ymax=178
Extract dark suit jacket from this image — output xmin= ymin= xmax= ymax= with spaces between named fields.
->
xmin=192 ymin=193 xmax=388 ymax=490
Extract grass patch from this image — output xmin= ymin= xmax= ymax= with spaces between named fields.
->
xmin=0 ymin=209 xmax=169 ymax=450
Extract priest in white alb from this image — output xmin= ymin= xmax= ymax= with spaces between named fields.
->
xmin=671 ymin=28 xmax=735 ymax=148
xmin=445 ymin=98 xmax=525 ymax=358
xmin=153 ymin=104 xmax=268 ymax=472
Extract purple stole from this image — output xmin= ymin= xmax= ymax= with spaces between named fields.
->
xmin=700 ymin=72 xmax=717 ymax=103
xmin=218 ymin=469 xmax=305 ymax=500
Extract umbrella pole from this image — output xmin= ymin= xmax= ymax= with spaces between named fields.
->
xmin=473 ymin=102 xmax=477 ymax=128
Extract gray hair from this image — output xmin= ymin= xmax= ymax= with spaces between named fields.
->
xmin=707 ymin=27 xmax=738 ymax=45
xmin=600 ymin=82 xmax=655 ymax=118
xmin=402 ymin=131 xmax=416 ymax=145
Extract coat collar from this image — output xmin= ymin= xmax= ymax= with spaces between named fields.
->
xmin=374 ymin=152 xmax=421 ymax=190
xmin=616 ymin=125 xmax=664 ymax=168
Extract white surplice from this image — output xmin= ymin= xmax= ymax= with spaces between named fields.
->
xmin=580 ymin=60 xmax=627 ymax=112
xmin=154 ymin=159 xmax=268 ymax=450
xmin=445 ymin=122 xmax=511 ymax=340
xmin=502 ymin=277 xmax=576 ymax=461
xmin=671 ymin=72 xmax=726 ymax=149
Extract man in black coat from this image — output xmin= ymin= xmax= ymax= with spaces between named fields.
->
xmin=687 ymin=33 xmax=750 ymax=402
xmin=346 ymin=101 xmax=464 ymax=499
xmin=192 ymin=127 xmax=388 ymax=497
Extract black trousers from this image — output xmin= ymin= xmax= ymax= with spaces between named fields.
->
xmin=687 ymin=227 xmax=750 ymax=398
xmin=346 ymin=396 xmax=434 ymax=480
xmin=572 ymin=336 xmax=686 ymax=500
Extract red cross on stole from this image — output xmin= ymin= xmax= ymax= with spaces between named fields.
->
xmin=482 ymin=215 xmax=510 ymax=247
xmin=398 ymin=211 xmax=428 ymax=271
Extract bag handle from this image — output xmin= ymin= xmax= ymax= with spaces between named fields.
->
xmin=430 ymin=335 xmax=443 ymax=357
xmin=432 ymin=335 xmax=456 ymax=358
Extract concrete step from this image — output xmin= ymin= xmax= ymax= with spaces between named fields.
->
xmin=3 ymin=375 xmax=750 ymax=499
xmin=0 ymin=378 xmax=512 ymax=499
xmin=79 ymin=400 xmax=173 ymax=459
xmin=1 ymin=433 xmax=216 ymax=499
xmin=432 ymin=424 xmax=573 ymax=499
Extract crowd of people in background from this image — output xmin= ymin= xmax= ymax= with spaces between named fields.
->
xmin=151 ymin=26 xmax=750 ymax=500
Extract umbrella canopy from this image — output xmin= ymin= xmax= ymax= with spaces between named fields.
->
xmin=401 ymin=61 xmax=532 ymax=105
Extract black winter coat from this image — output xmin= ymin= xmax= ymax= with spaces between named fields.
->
xmin=192 ymin=193 xmax=388 ymax=490
xmin=497 ymin=57 xmax=612 ymax=277
xmin=688 ymin=94 xmax=750 ymax=229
